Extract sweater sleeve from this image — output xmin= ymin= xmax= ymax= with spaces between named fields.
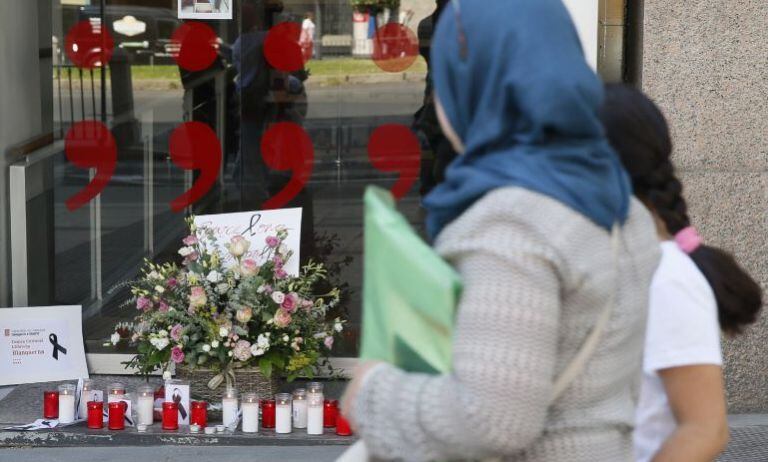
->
xmin=352 ymin=208 xmax=563 ymax=461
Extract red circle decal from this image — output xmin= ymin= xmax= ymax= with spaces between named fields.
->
xmin=372 ymin=23 xmax=419 ymax=73
xmin=64 ymin=20 xmax=114 ymax=69
xmin=367 ymin=124 xmax=421 ymax=199
xmin=171 ymin=21 xmax=218 ymax=72
xmin=264 ymin=22 xmax=306 ymax=72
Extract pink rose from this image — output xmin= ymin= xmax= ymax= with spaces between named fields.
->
xmin=281 ymin=293 xmax=299 ymax=313
xmin=171 ymin=346 xmax=185 ymax=364
xmin=274 ymin=309 xmax=292 ymax=328
xmin=182 ymin=235 xmax=198 ymax=246
xmin=158 ymin=301 xmax=169 ymax=313
xmin=227 ymin=235 xmax=251 ymax=257
xmin=324 ymin=336 xmax=334 ymax=350
xmin=167 ymin=278 xmax=178 ymax=288
xmin=241 ymin=259 xmax=259 ymax=277
xmin=272 ymin=255 xmax=284 ymax=267
xmin=189 ymin=286 xmax=207 ymax=308
xmin=274 ymin=268 xmax=288 ymax=279
xmin=136 ymin=297 xmax=152 ymax=311
xmin=170 ymin=324 xmax=183 ymax=342
xmin=265 ymin=236 xmax=280 ymax=248
xmin=232 ymin=340 xmax=252 ymax=362
xmin=236 ymin=307 xmax=253 ymax=323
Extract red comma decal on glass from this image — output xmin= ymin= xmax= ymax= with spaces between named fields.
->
xmin=65 ymin=20 xmax=115 ymax=69
xmin=368 ymin=124 xmax=421 ymax=200
xmin=168 ymin=121 xmax=222 ymax=212
xmin=372 ymin=23 xmax=419 ymax=73
xmin=171 ymin=21 xmax=218 ymax=72
xmin=261 ymin=122 xmax=314 ymax=210
xmin=64 ymin=121 xmax=118 ymax=211
xmin=263 ymin=22 xmax=306 ymax=72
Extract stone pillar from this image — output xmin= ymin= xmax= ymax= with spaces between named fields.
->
xmin=640 ymin=0 xmax=768 ymax=412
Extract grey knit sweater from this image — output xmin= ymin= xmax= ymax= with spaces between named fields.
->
xmin=353 ymin=187 xmax=661 ymax=461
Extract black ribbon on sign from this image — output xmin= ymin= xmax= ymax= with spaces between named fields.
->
xmin=172 ymin=389 xmax=187 ymax=420
xmin=49 ymin=333 xmax=67 ymax=360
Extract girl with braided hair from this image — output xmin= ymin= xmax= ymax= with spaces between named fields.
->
xmin=600 ymin=84 xmax=762 ymax=462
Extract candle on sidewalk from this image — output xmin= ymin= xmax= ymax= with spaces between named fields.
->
xmin=261 ymin=399 xmax=276 ymax=429
xmin=241 ymin=393 xmax=259 ymax=433
xmin=43 ymin=390 xmax=59 ymax=419
xmin=275 ymin=393 xmax=292 ymax=434
xmin=136 ymin=385 xmax=154 ymax=426
xmin=323 ymin=400 xmax=338 ymax=428
xmin=307 ymin=391 xmax=324 ymax=435
xmin=221 ymin=387 xmax=238 ymax=428
xmin=108 ymin=382 xmax=126 ymax=402
xmin=58 ymin=384 xmax=76 ymax=424
xmin=87 ymin=401 xmax=104 ymax=429
xmin=162 ymin=402 xmax=179 ymax=430
xmin=78 ymin=379 xmax=94 ymax=420
xmin=292 ymin=388 xmax=307 ymax=429
xmin=108 ymin=401 xmax=128 ymax=430
xmin=336 ymin=413 xmax=352 ymax=436
xmin=191 ymin=401 xmax=208 ymax=428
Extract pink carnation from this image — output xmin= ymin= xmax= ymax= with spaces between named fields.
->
xmin=158 ymin=301 xmax=169 ymax=313
xmin=170 ymin=324 xmax=183 ymax=342
xmin=136 ymin=297 xmax=152 ymax=311
xmin=171 ymin=346 xmax=185 ymax=364
xmin=167 ymin=278 xmax=178 ymax=287
xmin=274 ymin=268 xmax=288 ymax=279
xmin=265 ymin=236 xmax=280 ymax=248
xmin=182 ymin=235 xmax=198 ymax=246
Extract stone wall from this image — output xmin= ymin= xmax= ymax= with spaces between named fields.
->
xmin=640 ymin=0 xmax=768 ymax=412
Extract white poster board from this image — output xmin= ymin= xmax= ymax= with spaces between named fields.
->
xmin=0 ymin=306 xmax=89 ymax=386
xmin=562 ymin=0 xmax=599 ymax=70
xmin=178 ymin=0 xmax=233 ymax=20
xmin=194 ymin=208 xmax=303 ymax=276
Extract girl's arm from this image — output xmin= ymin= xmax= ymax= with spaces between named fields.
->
xmin=652 ymin=365 xmax=729 ymax=462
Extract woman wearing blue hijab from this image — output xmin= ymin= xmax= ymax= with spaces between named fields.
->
xmin=341 ymin=1 xmax=661 ymax=460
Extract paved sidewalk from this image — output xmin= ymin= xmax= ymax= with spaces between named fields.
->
xmin=719 ymin=414 xmax=767 ymax=462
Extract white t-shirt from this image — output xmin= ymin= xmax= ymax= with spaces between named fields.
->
xmin=633 ymin=241 xmax=723 ymax=462
xmin=301 ymin=18 xmax=316 ymax=42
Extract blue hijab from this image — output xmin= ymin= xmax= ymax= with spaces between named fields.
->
xmin=424 ymin=0 xmax=631 ymax=240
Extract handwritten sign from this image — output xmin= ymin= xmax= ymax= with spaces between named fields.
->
xmin=194 ymin=208 xmax=303 ymax=276
xmin=0 ymin=306 xmax=89 ymax=386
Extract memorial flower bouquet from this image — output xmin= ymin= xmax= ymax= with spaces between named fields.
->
xmin=111 ymin=217 xmax=344 ymax=387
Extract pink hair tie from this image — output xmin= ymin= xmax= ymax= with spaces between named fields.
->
xmin=675 ymin=226 xmax=703 ymax=254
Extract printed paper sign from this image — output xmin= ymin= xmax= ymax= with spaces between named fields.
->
xmin=194 ymin=208 xmax=302 ymax=276
xmin=178 ymin=0 xmax=233 ymax=20
xmin=0 ymin=306 xmax=88 ymax=386
xmin=165 ymin=382 xmax=191 ymax=425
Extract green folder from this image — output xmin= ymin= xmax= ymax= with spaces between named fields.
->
xmin=360 ymin=186 xmax=462 ymax=374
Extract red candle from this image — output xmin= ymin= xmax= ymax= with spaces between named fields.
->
xmin=87 ymin=401 xmax=104 ymax=429
xmin=336 ymin=412 xmax=352 ymax=436
xmin=162 ymin=401 xmax=179 ymax=430
xmin=323 ymin=399 xmax=338 ymax=428
xmin=260 ymin=399 xmax=276 ymax=429
xmin=190 ymin=401 xmax=208 ymax=427
xmin=43 ymin=391 xmax=59 ymax=419
xmin=108 ymin=401 xmax=127 ymax=430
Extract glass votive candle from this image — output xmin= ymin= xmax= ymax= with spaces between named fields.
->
xmin=108 ymin=401 xmax=128 ymax=430
xmin=108 ymin=382 xmax=126 ymax=401
xmin=221 ymin=387 xmax=238 ymax=427
xmin=307 ymin=392 xmax=324 ymax=435
xmin=58 ymin=384 xmax=77 ymax=424
xmin=307 ymin=381 xmax=324 ymax=394
xmin=191 ymin=401 xmax=208 ymax=428
xmin=336 ymin=412 xmax=352 ymax=436
xmin=135 ymin=385 xmax=154 ymax=426
xmin=275 ymin=393 xmax=292 ymax=434
xmin=241 ymin=393 xmax=259 ymax=433
xmin=78 ymin=379 xmax=93 ymax=419
xmin=323 ymin=399 xmax=338 ymax=428
xmin=87 ymin=401 xmax=104 ymax=429
xmin=43 ymin=390 xmax=59 ymax=419
xmin=162 ymin=402 xmax=179 ymax=430
xmin=261 ymin=399 xmax=276 ymax=429
xmin=292 ymin=388 xmax=307 ymax=429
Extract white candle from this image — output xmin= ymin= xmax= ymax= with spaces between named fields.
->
xmin=222 ymin=387 xmax=239 ymax=427
xmin=77 ymin=379 xmax=93 ymax=420
xmin=241 ymin=393 xmax=259 ymax=433
xmin=136 ymin=385 xmax=155 ymax=426
xmin=307 ymin=393 xmax=324 ymax=435
xmin=292 ymin=389 xmax=307 ymax=429
xmin=58 ymin=384 xmax=76 ymax=424
xmin=275 ymin=393 xmax=292 ymax=434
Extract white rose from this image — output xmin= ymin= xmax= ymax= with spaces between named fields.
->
xmin=162 ymin=370 xmax=172 ymax=381
xmin=207 ymin=271 xmax=222 ymax=283
xmin=334 ymin=322 xmax=343 ymax=333
xmin=178 ymin=246 xmax=192 ymax=257
xmin=155 ymin=285 xmax=165 ymax=294
xmin=211 ymin=340 xmax=220 ymax=348
xmin=217 ymin=283 xmax=230 ymax=294
xmin=151 ymin=336 xmax=169 ymax=351
xmin=271 ymin=291 xmax=286 ymax=304
xmin=148 ymin=271 xmax=161 ymax=280
xmin=227 ymin=236 xmax=251 ymax=257
xmin=250 ymin=344 xmax=265 ymax=357
xmin=256 ymin=334 xmax=270 ymax=349
xmin=202 ymin=344 xmax=211 ymax=352
xmin=282 ymin=334 xmax=290 ymax=342
xmin=110 ymin=332 xmax=121 ymax=346
xmin=219 ymin=327 xmax=228 ymax=338
xmin=159 ymin=329 xmax=168 ymax=337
